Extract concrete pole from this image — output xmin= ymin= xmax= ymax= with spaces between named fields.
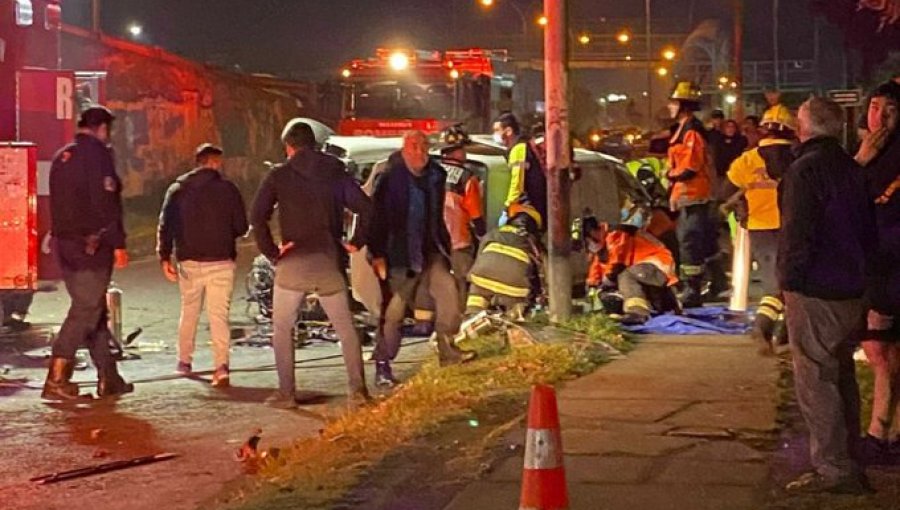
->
xmin=733 ymin=0 xmax=745 ymax=120
xmin=544 ymin=0 xmax=572 ymax=322
xmin=92 ymin=0 xmax=101 ymax=35
xmin=645 ymin=0 xmax=653 ymax=130
xmin=772 ymin=0 xmax=780 ymax=89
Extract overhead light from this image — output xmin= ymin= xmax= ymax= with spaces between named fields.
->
xmin=127 ymin=23 xmax=143 ymax=38
xmin=590 ymin=133 xmax=601 ymax=143
xmin=662 ymin=48 xmax=676 ymax=61
xmin=656 ymin=67 xmax=669 ymax=77
xmin=479 ymin=0 xmax=494 ymax=6
xmin=729 ymin=81 xmax=738 ymax=89
xmin=578 ymin=33 xmax=591 ymax=45
xmin=625 ymin=55 xmax=632 ymax=61
xmin=537 ymin=15 xmax=548 ymax=26
xmin=718 ymin=75 xmax=729 ymax=85
xmin=616 ymin=30 xmax=631 ymax=44
xmin=725 ymin=94 xmax=738 ymax=104
xmin=388 ymin=51 xmax=410 ymax=71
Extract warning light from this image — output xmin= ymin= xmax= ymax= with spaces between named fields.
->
xmin=389 ymin=52 xmax=410 ymax=71
xmin=341 ymin=69 xmax=351 ymax=78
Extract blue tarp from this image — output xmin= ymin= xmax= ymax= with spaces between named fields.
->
xmin=621 ymin=306 xmax=752 ymax=336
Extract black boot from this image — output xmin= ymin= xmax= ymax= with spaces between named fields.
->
xmin=96 ymin=361 xmax=134 ymax=398
xmin=375 ymin=361 xmax=399 ymax=388
xmin=680 ymin=276 xmax=704 ymax=309
xmin=435 ymin=334 xmax=477 ymax=367
xmin=42 ymin=357 xmax=90 ymax=401
xmin=703 ymin=258 xmax=729 ymax=302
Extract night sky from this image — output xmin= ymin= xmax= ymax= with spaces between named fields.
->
xmin=61 ymin=0 xmax=823 ymax=79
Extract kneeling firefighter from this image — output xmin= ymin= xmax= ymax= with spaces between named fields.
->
xmin=465 ymin=204 xmax=543 ymax=316
xmin=585 ymin=205 xmax=681 ymax=325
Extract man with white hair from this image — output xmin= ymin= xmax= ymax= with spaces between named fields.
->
xmin=778 ymin=97 xmax=877 ymax=494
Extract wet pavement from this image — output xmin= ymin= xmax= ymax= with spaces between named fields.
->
xmin=0 ymin=246 xmax=430 ymax=510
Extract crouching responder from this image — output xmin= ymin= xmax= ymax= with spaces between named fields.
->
xmin=725 ymin=106 xmax=797 ymax=354
xmin=584 ymin=207 xmax=680 ymax=325
xmin=43 ymin=106 xmax=133 ymax=400
xmin=465 ymin=204 xmax=543 ymax=317
xmin=666 ymin=82 xmax=718 ymax=308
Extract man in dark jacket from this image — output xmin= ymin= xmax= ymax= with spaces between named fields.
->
xmin=43 ymin=106 xmax=132 ymax=401
xmin=251 ymin=120 xmax=373 ymax=408
xmin=369 ymin=131 xmax=475 ymax=387
xmin=157 ymin=143 xmax=248 ymax=387
xmin=778 ymin=97 xmax=876 ymax=494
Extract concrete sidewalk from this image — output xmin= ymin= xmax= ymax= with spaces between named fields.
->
xmin=444 ymin=334 xmax=780 ymax=510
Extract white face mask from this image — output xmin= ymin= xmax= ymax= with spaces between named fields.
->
xmin=492 ymin=131 xmax=505 ymax=145
xmin=667 ymin=103 xmax=680 ymax=120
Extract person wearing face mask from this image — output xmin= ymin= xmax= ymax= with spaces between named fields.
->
xmin=492 ymin=112 xmax=548 ymax=229
xmin=583 ymin=209 xmax=680 ymax=325
xmin=854 ymin=81 xmax=900 ymax=463
xmin=665 ymin=82 xmax=716 ymax=308
xmin=369 ymin=131 xmax=476 ymax=388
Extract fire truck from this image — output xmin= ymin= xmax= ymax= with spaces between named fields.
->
xmin=336 ymin=48 xmax=514 ymax=136
xmin=0 ymin=0 xmax=106 ymax=323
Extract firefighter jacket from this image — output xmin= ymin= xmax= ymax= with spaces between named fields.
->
xmin=468 ymin=225 xmax=540 ymax=299
xmin=726 ymin=138 xmax=792 ymax=231
xmin=587 ymin=229 xmax=678 ymax=287
xmin=505 ymin=138 xmax=548 ymax=227
xmin=667 ymin=117 xmax=712 ymax=211
xmin=441 ymin=159 xmax=484 ymax=250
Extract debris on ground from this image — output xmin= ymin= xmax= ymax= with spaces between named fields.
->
xmin=235 ymin=428 xmax=263 ymax=462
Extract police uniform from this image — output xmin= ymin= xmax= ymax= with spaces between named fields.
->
xmin=43 ymin=106 xmax=132 ymax=400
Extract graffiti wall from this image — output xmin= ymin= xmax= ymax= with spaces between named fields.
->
xmin=60 ymin=27 xmax=318 ymax=200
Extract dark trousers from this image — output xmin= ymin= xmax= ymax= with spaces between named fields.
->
xmin=52 ymin=246 xmax=115 ymax=370
xmin=619 ymin=264 xmax=678 ymax=315
xmin=373 ymin=255 xmax=460 ymax=362
xmin=676 ymin=203 xmax=715 ymax=278
xmin=784 ymin=291 xmax=865 ymax=481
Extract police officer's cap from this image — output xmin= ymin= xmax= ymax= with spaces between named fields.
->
xmin=78 ymin=105 xmax=115 ymax=128
xmin=195 ymin=143 xmax=224 ymax=161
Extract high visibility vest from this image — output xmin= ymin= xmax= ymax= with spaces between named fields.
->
xmin=468 ymin=225 xmax=539 ymax=298
xmin=667 ymin=117 xmax=712 ymax=210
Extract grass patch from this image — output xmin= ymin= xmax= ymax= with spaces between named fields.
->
xmin=556 ymin=312 xmax=633 ymax=353
xmin=219 ymin=321 xmax=627 ymax=510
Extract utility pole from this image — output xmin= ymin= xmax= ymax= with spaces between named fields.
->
xmin=772 ymin=0 xmax=780 ymax=89
xmin=544 ymin=0 xmax=572 ymax=322
xmin=645 ymin=0 xmax=653 ymax=130
xmin=733 ymin=0 xmax=744 ymax=120
xmin=92 ymin=0 xmax=101 ymax=35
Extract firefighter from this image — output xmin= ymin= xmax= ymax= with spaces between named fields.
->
xmin=725 ymin=105 xmax=797 ymax=354
xmin=585 ymin=208 xmax=680 ymax=325
xmin=465 ymin=204 xmax=542 ymax=317
xmin=666 ymin=82 xmax=717 ymax=308
xmin=439 ymin=125 xmax=487 ymax=311
xmin=492 ymin=112 xmax=547 ymax=228
xmin=42 ymin=106 xmax=133 ymax=401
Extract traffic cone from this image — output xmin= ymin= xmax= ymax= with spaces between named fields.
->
xmin=520 ymin=384 xmax=569 ymax=510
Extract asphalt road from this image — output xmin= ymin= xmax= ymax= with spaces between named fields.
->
xmin=0 ymin=245 xmax=431 ymax=510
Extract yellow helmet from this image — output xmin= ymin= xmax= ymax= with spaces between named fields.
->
xmin=507 ymin=203 xmax=543 ymax=231
xmin=670 ymin=81 xmax=702 ymax=102
xmin=761 ymin=104 xmax=797 ymax=132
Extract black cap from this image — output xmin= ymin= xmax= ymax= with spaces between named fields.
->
xmin=710 ymin=109 xmax=725 ymax=119
xmin=78 ymin=105 xmax=115 ymax=128
xmin=194 ymin=143 xmax=224 ymax=161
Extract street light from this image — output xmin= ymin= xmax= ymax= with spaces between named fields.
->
xmin=127 ymin=22 xmax=142 ymax=38
xmin=616 ymin=30 xmax=631 ymax=44
xmin=479 ymin=0 xmax=494 ymax=6
xmin=656 ymin=66 xmax=669 ymax=77
xmin=341 ymin=68 xmax=351 ymax=78
xmin=662 ymin=47 xmax=676 ymax=61
xmin=537 ymin=15 xmax=548 ymax=27
xmin=578 ymin=33 xmax=591 ymax=45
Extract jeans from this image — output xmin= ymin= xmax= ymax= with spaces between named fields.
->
xmin=272 ymin=285 xmax=365 ymax=395
xmin=373 ymin=256 xmax=460 ymax=362
xmin=450 ymin=248 xmax=475 ymax=313
xmin=177 ymin=260 xmax=236 ymax=368
xmin=784 ymin=291 xmax=865 ymax=481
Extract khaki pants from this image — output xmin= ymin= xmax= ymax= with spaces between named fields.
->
xmin=177 ymin=260 xmax=236 ymax=368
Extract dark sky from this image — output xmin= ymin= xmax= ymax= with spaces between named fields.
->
xmin=61 ymin=0 xmax=817 ymax=79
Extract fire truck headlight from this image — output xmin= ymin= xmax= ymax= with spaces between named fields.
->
xmin=341 ymin=69 xmax=352 ymax=78
xmin=389 ymin=52 xmax=410 ymax=71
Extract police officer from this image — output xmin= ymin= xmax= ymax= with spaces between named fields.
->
xmin=42 ymin=105 xmax=132 ymax=401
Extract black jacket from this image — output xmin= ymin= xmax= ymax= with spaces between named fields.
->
xmin=777 ymin=137 xmax=876 ymax=300
xmin=250 ymin=149 xmax=372 ymax=261
xmin=369 ymin=152 xmax=451 ymax=271
xmin=157 ymin=168 xmax=248 ymax=262
xmin=49 ymin=133 xmax=126 ymax=250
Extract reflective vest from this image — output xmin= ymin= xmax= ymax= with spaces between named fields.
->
xmin=588 ymin=229 xmax=678 ymax=286
xmin=667 ymin=117 xmax=712 ymax=210
xmin=441 ymin=160 xmax=483 ymax=250
xmin=726 ymin=138 xmax=790 ymax=231
xmin=468 ymin=225 xmax=539 ymax=298
xmin=505 ymin=140 xmax=547 ymax=227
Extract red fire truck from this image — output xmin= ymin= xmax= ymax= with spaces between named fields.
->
xmin=336 ymin=48 xmax=513 ymax=136
xmin=1 ymin=0 xmax=106 ymax=322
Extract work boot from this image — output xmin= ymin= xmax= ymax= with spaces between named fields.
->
xmin=680 ymin=276 xmax=704 ymax=309
xmin=620 ymin=311 xmax=650 ymax=326
xmin=96 ymin=361 xmax=134 ymax=398
xmin=375 ymin=361 xmax=399 ymax=388
xmin=703 ymin=258 xmax=729 ymax=302
xmin=42 ymin=357 xmax=89 ymax=401
xmin=750 ymin=314 xmax=776 ymax=356
xmin=211 ymin=364 xmax=230 ymax=388
xmin=435 ymin=334 xmax=477 ymax=367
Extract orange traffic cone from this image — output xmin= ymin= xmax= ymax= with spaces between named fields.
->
xmin=520 ymin=384 xmax=569 ymax=510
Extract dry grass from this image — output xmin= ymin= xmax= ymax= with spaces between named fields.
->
xmin=220 ymin=322 xmax=625 ymax=509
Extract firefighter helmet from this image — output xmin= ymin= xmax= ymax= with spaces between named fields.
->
xmin=669 ymin=82 xmax=702 ymax=103
xmin=77 ymin=105 xmax=115 ymax=128
xmin=761 ymin=104 xmax=797 ymax=132
xmin=440 ymin=123 xmax=470 ymax=154
xmin=507 ymin=203 xmax=542 ymax=231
